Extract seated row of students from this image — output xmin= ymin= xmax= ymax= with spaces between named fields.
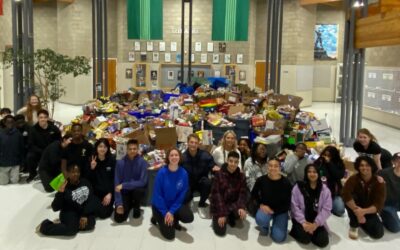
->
xmin=31 ymin=125 xmax=397 ymax=245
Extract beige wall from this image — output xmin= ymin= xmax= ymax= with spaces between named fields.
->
xmin=0 ymin=0 xmax=12 ymax=52
xmin=366 ymin=46 xmax=400 ymax=67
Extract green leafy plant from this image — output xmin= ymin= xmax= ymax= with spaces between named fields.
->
xmin=3 ymin=48 xmax=91 ymax=117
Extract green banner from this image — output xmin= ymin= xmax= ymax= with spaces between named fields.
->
xmin=127 ymin=0 xmax=163 ymax=40
xmin=212 ymin=0 xmax=249 ymax=41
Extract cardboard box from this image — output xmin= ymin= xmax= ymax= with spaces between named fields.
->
xmin=155 ymin=127 xmax=178 ymax=150
xmin=225 ymin=92 xmax=240 ymax=104
xmin=123 ymin=128 xmax=150 ymax=145
xmin=228 ymin=104 xmax=245 ymax=116
xmin=275 ymin=94 xmax=303 ymax=109
xmin=176 ymin=125 xmax=194 ymax=143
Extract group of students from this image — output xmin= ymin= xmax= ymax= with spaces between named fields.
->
xmin=1 ymin=97 xmax=400 ymax=245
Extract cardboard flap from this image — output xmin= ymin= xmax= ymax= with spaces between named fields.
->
xmin=155 ymin=127 xmax=178 ymax=150
xmin=275 ymin=94 xmax=303 ymax=108
xmin=123 ymin=128 xmax=150 ymax=145
xmin=228 ymin=104 xmax=245 ymax=116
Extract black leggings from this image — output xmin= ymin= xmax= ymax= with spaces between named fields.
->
xmin=345 ymin=206 xmax=384 ymax=239
xmin=114 ymin=188 xmax=145 ymax=223
xmin=40 ymin=210 xmax=95 ymax=236
xmin=212 ymin=211 xmax=238 ymax=237
xmin=152 ymin=204 xmax=194 ymax=240
xmin=290 ymin=219 xmax=329 ymax=248
xmin=185 ymin=177 xmax=212 ymax=207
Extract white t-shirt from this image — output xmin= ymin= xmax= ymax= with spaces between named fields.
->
xmin=212 ymin=146 xmax=242 ymax=170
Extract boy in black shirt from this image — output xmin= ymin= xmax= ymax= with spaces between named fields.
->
xmin=39 ymin=133 xmax=73 ymax=192
xmin=61 ymin=123 xmax=93 ymax=179
xmin=27 ymin=109 xmax=61 ymax=182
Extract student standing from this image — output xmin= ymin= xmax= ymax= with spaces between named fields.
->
xmin=0 ymin=115 xmax=24 ymax=185
xmin=17 ymin=94 xmax=42 ymax=126
xmin=342 ymin=156 xmax=386 ymax=240
xmin=290 ymin=164 xmax=332 ymax=248
xmin=210 ymin=151 xmax=248 ymax=237
xmin=252 ymin=158 xmax=292 ymax=243
xmin=151 ymin=148 xmax=194 ymax=240
xmin=113 ymin=139 xmax=148 ymax=222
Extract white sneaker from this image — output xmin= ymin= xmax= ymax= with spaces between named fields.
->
xmin=198 ymin=206 xmax=211 ymax=219
xmin=349 ymin=227 xmax=359 ymax=240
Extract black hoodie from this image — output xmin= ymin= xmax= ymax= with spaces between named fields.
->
xmin=28 ymin=122 xmax=61 ymax=154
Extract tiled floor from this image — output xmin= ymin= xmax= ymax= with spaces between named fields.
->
xmin=0 ymin=101 xmax=399 ymax=250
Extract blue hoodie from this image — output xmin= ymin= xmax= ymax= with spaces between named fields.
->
xmin=152 ymin=166 xmax=188 ymax=216
xmin=114 ymin=155 xmax=149 ymax=207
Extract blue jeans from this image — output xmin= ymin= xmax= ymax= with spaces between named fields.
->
xmin=380 ymin=206 xmax=400 ymax=233
xmin=255 ymin=209 xmax=288 ymax=243
xmin=332 ymin=196 xmax=345 ymax=217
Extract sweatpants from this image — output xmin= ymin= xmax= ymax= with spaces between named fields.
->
xmin=290 ymin=220 xmax=329 ymax=248
xmin=0 ymin=166 xmax=20 ymax=185
xmin=212 ymin=211 xmax=239 ymax=237
xmin=345 ymin=206 xmax=384 ymax=239
xmin=152 ymin=204 xmax=194 ymax=240
xmin=39 ymin=210 xmax=95 ymax=236
xmin=39 ymin=169 xmax=57 ymax=192
xmin=185 ymin=176 xmax=212 ymax=207
xmin=114 ymin=188 xmax=146 ymax=223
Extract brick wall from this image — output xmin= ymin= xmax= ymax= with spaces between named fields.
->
xmin=0 ymin=0 xmax=12 ymax=51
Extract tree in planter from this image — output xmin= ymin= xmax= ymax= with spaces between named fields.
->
xmin=3 ymin=48 xmax=91 ymax=117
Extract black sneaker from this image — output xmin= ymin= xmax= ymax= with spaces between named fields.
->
xmin=174 ymin=222 xmax=187 ymax=231
xmin=150 ymin=217 xmax=157 ymax=225
xmin=133 ymin=208 xmax=141 ymax=218
xmin=26 ymin=176 xmax=34 ymax=183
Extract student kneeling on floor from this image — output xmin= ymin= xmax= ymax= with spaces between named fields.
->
xmin=114 ymin=139 xmax=148 ymax=223
xmin=0 ymin=115 xmax=24 ymax=185
xmin=37 ymin=164 xmax=98 ymax=236
xmin=210 ymin=151 xmax=248 ymax=237
xmin=151 ymin=148 xmax=194 ymax=240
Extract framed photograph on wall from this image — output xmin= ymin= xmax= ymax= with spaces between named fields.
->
xmin=200 ymin=54 xmax=207 ymax=63
xmin=135 ymin=64 xmax=146 ymax=87
xmin=207 ymin=42 xmax=214 ymax=52
xmin=159 ymin=42 xmax=166 ymax=52
xmin=212 ymin=54 xmax=219 ymax=64
xmin=239 ymin=70 xmax=246 ymax=81
xmin=134 ymin=41 xmax=141 ymax=51
xmin=236 ymin=54 xmax=243 ymax=64
xmin=191 ymin=54 xmax=195 ymax=63
xmin=140 ymin=52 xmax=147 ymax=62
xmin=153 ymin=52 xmax=159 ymax=62
xmin=177 ymin=70 xmax=182 ymax=81
xmin=167 ymin=71 xmax=174 ymax=80
xmin=165 ymin=53 xmax=171 ymax=63
xmin=219 ymin=42 xmax=226 ymax=52
xmin=128 ymin=52 xmax=135 ymax=62
xmin=147 ymin=41 xmax=153 ymax=52
xmin=314 ymin=24 xmax=338 ymax=60
xmin=176 ymin=53 xmax=182 ymax=63
xmin=171 ymin=42 xmax=177 ymax=52
xmin=214 ymin=70 xmax=221 ymax=77
xmin=224 ymin=54 xmax=231 ymax=64
xmin=197 ymin=71 xmax=205 ymax=78
xmin=195 ymin=42 xmax=202 ymax=52
xmin=125 ymin=68 xmax=133 ymax=79
xmin=151 ymin=70 xmax=158 ymax=81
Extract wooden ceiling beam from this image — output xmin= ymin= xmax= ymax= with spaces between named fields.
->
xmin=355 ymin=11 xmax=400 ymax=48
xmin=299 ymin=0 xmax=342 ymax=6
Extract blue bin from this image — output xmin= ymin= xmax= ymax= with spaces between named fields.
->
xmin=207 ymin=77 xmax=229 ymax=89
xmin=163 ymin=93 xmax=180 ymax=102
